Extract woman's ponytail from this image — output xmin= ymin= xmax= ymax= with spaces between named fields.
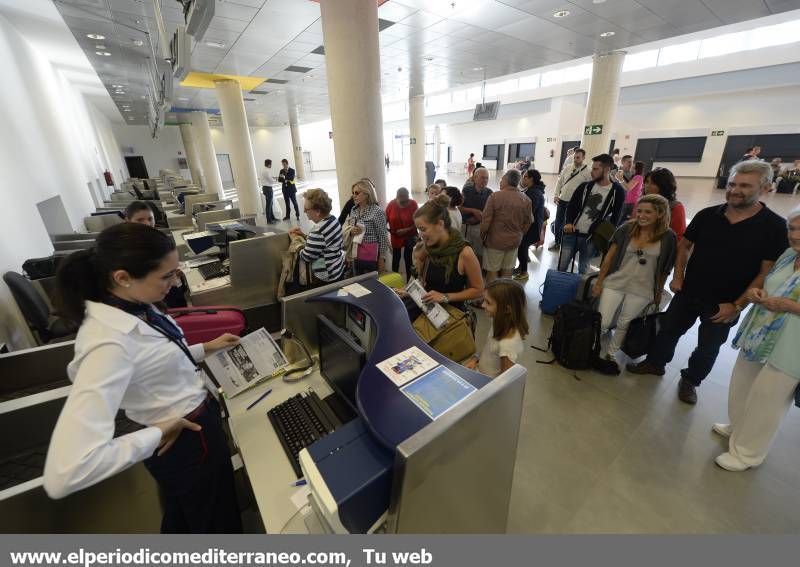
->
xmin=55 ymin=248 xmax=103 ymax=323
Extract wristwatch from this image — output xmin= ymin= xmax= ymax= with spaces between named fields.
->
xmin=442 ymin=294 xmax=450 ymax=304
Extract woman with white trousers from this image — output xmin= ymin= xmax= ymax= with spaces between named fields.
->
xmin=715 ymin=206 xmax=800 ymax=471
xmin=592 ymin=194 xmax=677 ymax=373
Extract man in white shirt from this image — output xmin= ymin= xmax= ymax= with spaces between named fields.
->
xmin=550 ymin=148 xmax=591 ymax=251
xmin=260 ymin=159 xmax=277 ymax=223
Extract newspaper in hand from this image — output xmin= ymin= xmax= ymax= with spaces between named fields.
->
xmin=204 ymin=328 xmax=289 ymax=397
xmin=404 ymin=278 xmax=451 ymax=330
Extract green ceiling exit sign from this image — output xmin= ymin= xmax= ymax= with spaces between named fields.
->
xmin=711 ymin=130 xmax=725 ymax=136
xmin=584 ymin=124 xmax=603 ymax=135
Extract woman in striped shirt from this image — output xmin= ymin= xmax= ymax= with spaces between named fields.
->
xmin=289 ymin=189 xmax=345 ymax=283
xmin=345 ymin=179 xmax=389 ymax=275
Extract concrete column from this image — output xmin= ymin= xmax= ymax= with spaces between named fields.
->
xmin=320 ymin=0 xmax=386 ymax=205
xmin=409 ymin=95 xmax=426 ymax=192
xmin=434 ymin=124 xmax=442 ymax=169
xmin=580 ymin=51 xmax=626 ymax=157
xmin=189 ymin=111 xmax=224 ymax=198
xmin=178 ymin=122 xmax=203 ymax=186
xmin=287 ymin=101 xmax=307 ymax=180
xmin=214 ymin=79 xmax=260 ymax=216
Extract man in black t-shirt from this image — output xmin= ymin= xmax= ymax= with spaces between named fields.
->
xmin=628 ymin=161 xmax=788 ymax=404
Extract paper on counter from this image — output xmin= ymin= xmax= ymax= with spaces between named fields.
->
xmin=376 ymin=346 xmax=439 ymax=387
xmin=340 ymin=283 xmax=371 ymax=297
xmin=290 ymin=485 xmax=311 ymax=511
xmin=192 ymin=274 xmax=231 ymax=292
xmin=204 ymin=327 xmax=289 ymax=397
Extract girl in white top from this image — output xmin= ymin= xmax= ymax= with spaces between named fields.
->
xmin=43 ymin=223 xmax=242 ymax=533
xmin=445 ymin=185 xmax=463 ymax=233
xmin=467 ymin=279 xmax=529 ymax=377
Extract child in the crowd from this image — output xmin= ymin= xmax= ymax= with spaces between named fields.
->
xmin=467 ymin=279 xmax=529 ymax=377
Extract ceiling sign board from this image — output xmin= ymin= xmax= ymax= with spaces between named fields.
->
xmin=711 ymin=130 xmax=725 ymax=136
xmin=180 ymin=72 xmax=266 ymax=91
xmin=584 ymin=124 xmax=603 ymax=135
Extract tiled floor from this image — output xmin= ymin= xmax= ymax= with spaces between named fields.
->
xmin=277 ymin=167 xmax=800 ymax=533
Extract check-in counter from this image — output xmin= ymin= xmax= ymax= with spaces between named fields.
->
xmin=226 ymin=275 xmax=526 ymax=533
xmin=0 ymin=342 xmax=161 ymax=532
xmin=176 ymin=227 xmax=288 ymax=309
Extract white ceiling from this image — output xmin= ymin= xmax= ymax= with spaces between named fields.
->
xmin=51 ymin=0 xmax=800 ymax=128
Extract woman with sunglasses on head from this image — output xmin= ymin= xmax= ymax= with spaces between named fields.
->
xmin=592 ymin=194 xmax=677 ymax=372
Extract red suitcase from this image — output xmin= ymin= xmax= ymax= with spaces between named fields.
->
xmin=167 ymin=306 xmax=247 ymax=345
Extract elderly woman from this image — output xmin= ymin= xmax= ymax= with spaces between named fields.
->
xmin=714 ymin=207 xmax=800 ymax=471
xmin=289 ymin=188 xmax=345 ymax=284
xmin=344 ymin=178 xmax=389 ymax=275
xmin=592 ymin=194 xmax=676 ymax=371
xmin=411 ymin=195 xmax=483 ymax=312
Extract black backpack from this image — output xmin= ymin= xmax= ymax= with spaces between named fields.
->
xmin=547 ymin=301 xmax=601 ymax=370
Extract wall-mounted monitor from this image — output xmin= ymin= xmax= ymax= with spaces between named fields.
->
xmin=473 ymin=101 xmax=500 ymax=121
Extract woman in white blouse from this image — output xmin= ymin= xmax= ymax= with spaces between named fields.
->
xmin=43 ymin=223 xmax=242 ymax=533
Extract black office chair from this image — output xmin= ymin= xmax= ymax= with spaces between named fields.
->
xmin=2 ymin=271 xmax=78 ymax=345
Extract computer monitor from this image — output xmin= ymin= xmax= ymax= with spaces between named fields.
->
xmin=317 ymin=314 xmax=366 ymax=413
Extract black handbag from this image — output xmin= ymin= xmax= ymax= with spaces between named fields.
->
xmin=621 ymin=305 xmax=662 ymax=360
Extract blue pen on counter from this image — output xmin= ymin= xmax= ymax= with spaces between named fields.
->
xmin=292 ymin=479 xmax=307 ymax=487
xmin=246 ymin=388 xmax=273 ymax=411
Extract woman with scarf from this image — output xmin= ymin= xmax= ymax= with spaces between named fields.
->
xmin=714 ymin=206 xmax=800 ymax=472
xmin=410 ymin=194 xmax=484 ymax=312
xmin=43 ymin=223 xmax=243 ymax=533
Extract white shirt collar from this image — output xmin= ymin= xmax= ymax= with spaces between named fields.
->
xmin=84 ymin=301 xmax=163 ymax=337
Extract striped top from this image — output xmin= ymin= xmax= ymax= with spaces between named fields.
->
xmin=300 ymin=215 xmax=346 ymax=282
xmin=346 ymin=203 xmax=390 ymax=258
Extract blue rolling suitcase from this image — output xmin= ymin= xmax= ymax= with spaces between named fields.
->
xmin=539 ymin=244 xmax=581 ymax=315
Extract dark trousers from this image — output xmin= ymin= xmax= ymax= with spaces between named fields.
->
xmin=552 ymin=200 xmax=568 ymax=244
xmin=647 ymin=292 xmax=738 ymax=387
xmin=262 ymin=186 xmax=276 ymax=221
xmin=516 ymin=224 xmax=539 ymax=272
xmin=282 ymin=187 xmax=299 ymax=218
xmin=143 ymin=397 xmax=242 ymax=534
xmin=354 ymin=259 xmax=378 ymax=275
xmin=392 ymin=240 xmax=415 ymax=279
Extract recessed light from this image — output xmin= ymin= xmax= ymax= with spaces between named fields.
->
xmin=111 ymin=84 xmax=124 ymax=88
xmin=593 ymin=0 xmax=607 ymax=3
xmin=600 ymin=31 xmax=615 ymax=37
xmin=472 ymin=67 xmax=483 ymax=71
xmin=87 ymin=34 xmax=105 ymax=40
xmin=133 ymin=39 xmax=144 ymax=47
xmin=205 ymin=41 xmax=226 ymax=48
xmin=96 ymin=51 xmax=111 ymax=56
xmin=123 ymin=109 xmax=131 ymax=112
xmin=95 ymin=44 xmax=106 ymax=49
xmin=553 ymin=10 xmax=570 ymax=18
xmin=178 ymin=97 xmax=189 ymax=101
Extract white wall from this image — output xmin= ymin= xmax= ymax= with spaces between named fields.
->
xmin=112 ymin=124 xmax=186 ymax=178
xmin=0 ymin=12 xmax=124 ymax=348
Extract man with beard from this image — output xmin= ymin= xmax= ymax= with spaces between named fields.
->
xmin=559 ymin=153 xmax=625 ymax=274
xmin=628 ymin=160 xmax=788 ymax=405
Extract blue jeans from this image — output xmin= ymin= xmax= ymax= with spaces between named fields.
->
xmin=551 ymin=200 xmax=568 ymax=245
xmin=558 ymin=233 xmax=596 ymax=274
xmin=646 ymin=291 xmax=738 ymax=387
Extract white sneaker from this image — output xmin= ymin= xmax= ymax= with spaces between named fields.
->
xmin=715 ymin=452 xmax=750 ymax=472
xmin=712 ymin=423 xmax=732 ymax=438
